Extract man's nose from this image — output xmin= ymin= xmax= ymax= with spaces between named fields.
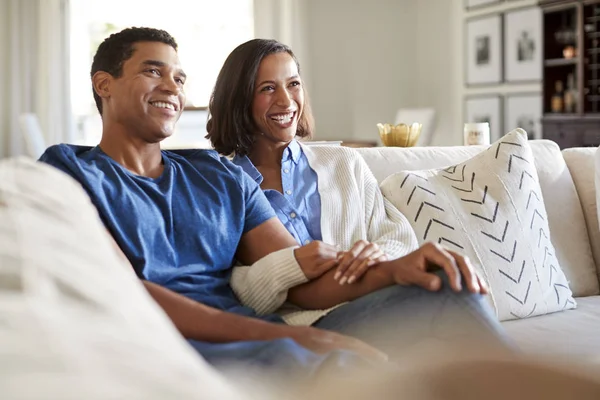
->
xmin=159 ymin=75 xmax=181 ymax=94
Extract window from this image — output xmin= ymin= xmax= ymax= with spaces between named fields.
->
xmin=69 ymin=0 xmax=254 ymax=147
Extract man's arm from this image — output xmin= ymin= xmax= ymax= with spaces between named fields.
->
xmin=142 ymin=280 xmax=292 ymax=343
xmin=107 ymin=230 xmax=385 ymax=359
xmin=237 ymin=220 xmax=485 ymax=310
xmin=144 ymin=280 xmax=386 ymax=360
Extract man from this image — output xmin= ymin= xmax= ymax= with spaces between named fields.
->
xmin=39 ymin=27 xmax=507 ymax=376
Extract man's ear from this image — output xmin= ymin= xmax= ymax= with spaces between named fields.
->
xmin=92 ymin=71 xmax=112 ymax=100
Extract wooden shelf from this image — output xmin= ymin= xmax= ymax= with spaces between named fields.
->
xmin=540 ymin=0 xmax=600 ymax=148
xmin=543 ymin=113 xmax=600 ymax=120
xmin=544 ymin=58 xmax=578 ymax=67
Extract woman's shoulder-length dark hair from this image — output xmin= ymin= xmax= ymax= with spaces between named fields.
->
xmin=205 ymin=38 xmax=314 ymax=157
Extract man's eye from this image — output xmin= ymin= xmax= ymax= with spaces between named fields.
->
xmin=290 ymin=81 xmax=301 ymax=87
xmin=146 ymin=69 xmax=160 ymax=75
xmin=176 ymin=77 xmax=185 ymax=84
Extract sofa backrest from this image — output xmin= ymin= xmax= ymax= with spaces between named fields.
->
xmin=562 ymin=148 xmax=600 ymax=284
xmin=356 ymin=140 xmax=600 ymax=297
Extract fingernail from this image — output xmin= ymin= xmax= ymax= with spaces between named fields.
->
xmin=334 ymin=271 xmax=341 ymax=281
xmin=348 ymin=276 xmax=356 ymax=284
xmin=339 ymin=277 xmax=347 ymax=285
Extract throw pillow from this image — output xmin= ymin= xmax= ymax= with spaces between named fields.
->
xmin=380 ymin=129 xmax=576 ymax=321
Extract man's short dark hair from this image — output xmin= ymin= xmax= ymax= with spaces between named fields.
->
xmin=91 ymin=27 xmax=178 ymax=115
xmin=206 ymin=39 xmax=314 ymax=157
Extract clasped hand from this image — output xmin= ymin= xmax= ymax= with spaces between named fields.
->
xmin=294 ymin=241 xmax=488 ymax=295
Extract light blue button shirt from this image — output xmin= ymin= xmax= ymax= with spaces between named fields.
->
xmin=233 ymin=140 xmax=323 ymax=245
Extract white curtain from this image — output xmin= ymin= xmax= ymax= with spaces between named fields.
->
xmin=253 ymin=0 xmax=311 ymax=83
xmin=0 ymin=0 xmax=74 ymax=159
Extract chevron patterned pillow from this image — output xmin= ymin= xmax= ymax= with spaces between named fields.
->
xmin=380 ymin=129 xmax=576 ymax=321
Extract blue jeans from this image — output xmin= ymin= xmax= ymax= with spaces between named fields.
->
xmin=314 ymin=272 xmax=510 ymax=359
xmin=188 ymin=337 xmax=385 ymax=380
xmin=191 ymin=273 xmax=509 ymax=376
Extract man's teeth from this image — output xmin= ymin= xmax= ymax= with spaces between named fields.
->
xmin=150 ymin=101 xmax=175 ymax=111
xmin=271 ymin=112 xmax=294 ymax=123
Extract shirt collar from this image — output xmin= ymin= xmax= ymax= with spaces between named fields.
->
xmin=283 ymin=139 xmax=302 ymax=165
xmin=231 ymin=140 xmax=302 ymax=184
xmin=231 ymin=154 xmax=263 ymax=184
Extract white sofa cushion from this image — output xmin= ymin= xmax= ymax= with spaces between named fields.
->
xmin=356 ymin=138 xmax=598 ymax=298
xmin=502 ymin=296 xmax=600 ymax=360
xmin=564 ymin=148 xmax=600 ymax=285
xmin=378 ymin=129 xmax=575 ymax=321
xmin=0 ymin=158 xmax=242 ymax=399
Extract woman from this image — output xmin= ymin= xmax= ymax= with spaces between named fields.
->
xmin=205 ymin=39 xmax=506 ymax=355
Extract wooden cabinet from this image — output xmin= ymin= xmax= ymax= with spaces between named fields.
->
xmin=540 ymin=0 xmax=600 ymax=148
xmin=542 ymin=115 xmax=600 ymax=147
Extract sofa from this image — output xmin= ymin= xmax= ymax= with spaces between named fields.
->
xmin=2 ymin=138 xmax=600 ymax=399
xmin=356 ymin=139 xmax=600 ymax=360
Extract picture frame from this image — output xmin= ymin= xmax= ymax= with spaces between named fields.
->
xmin=504 ymin=7 xmax=543 ymax=83
xmin=464 ymin=95 xmax=503 ymax=142
xmin=465 ymin=0 xmax=503 ymax=11
xmin=465 ymin=14 xmax=503 ymax=86
xmin=504 ymin=93 xmax=543 ymax=140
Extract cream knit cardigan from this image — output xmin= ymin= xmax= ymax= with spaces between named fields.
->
xmin=231 ymin=144 xmax=419 ymax=326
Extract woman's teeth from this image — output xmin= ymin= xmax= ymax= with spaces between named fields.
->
xmin=271 ymin=112 xmax=294 ymax=124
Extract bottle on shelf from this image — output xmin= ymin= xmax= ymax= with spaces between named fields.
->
xmin=563 ymin=73 xmax=577 ymax=113
xmin=551 ymin=80 xmax=564 ymax=113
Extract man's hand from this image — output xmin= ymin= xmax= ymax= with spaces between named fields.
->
xmin=334 ymin=240 xmax=388 ymax=285
xmin=389 ymin=242 xmax=488 ymax=294
xmin=294 ymin=241 xmax=341 ymax=279
xmin=286 ymin=325 xmax=388 ymax=362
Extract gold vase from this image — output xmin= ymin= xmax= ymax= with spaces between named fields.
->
xmin=377 ymin=122 xmax=422 ymax=147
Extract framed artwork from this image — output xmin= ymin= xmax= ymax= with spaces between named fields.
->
xmin=464 ymin=95 xmax=503 ymax=142
xmin=504 ymin=7 xmax=543 ymax=82
xmin=504 ymin=93 xmax=543 ymax=140
xmin=465 ymin=14 xmax=503 ymax=86
xmin=465 ymin=0 xmax=503 ymax=10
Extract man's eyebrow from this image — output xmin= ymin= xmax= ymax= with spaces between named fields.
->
xmin=141 ymin=60 xmax=187 ymax=78
xmin=141 ymin=59 xmax=167 ymax=68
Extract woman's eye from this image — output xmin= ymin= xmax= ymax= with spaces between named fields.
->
xmin=176 ymin=77 xmax=185 ymax=84
xmin=261 ymin=85 xmax=275 ymax=92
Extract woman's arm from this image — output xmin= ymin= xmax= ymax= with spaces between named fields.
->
xmin=233 ymin=218 xmax=343 ymax=315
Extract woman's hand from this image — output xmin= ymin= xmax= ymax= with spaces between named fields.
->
xmin=334 ymin=240 xmax=388 ymax=285
xmin=294 ymin=241 xmax=341 ymax=280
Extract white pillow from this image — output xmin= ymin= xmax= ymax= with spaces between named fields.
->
xmin=0 ymin=158 xmax=243 ymax=399
xmin=595 ymin=147 xmax=600 ymax=249
xmin=380 ymin=129 xmax=576 ymax=321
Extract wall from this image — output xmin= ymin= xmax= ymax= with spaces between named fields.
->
xmin=456 ymin=0 xmax=541 ymax=146
xmin=303 ymin=0 xmax=419 ymax=143
xmin=299 ymin=0 xmax=541 ymax=146
xmin=0 ymin=2 xmax=8 ymax=156
xmin=414 ymin=0 xmax=462 ymax=146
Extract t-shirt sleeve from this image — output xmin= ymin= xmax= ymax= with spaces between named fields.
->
xmin=38 ymin=145 xmax=81 ymax=182
xmin=221 ymin=157 xmax=276 ymax=233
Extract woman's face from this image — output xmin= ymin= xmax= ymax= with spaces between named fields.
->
xmin=251 ymin=52 xmax=304 ymax=144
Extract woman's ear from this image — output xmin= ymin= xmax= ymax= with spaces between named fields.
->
xmin=92 ymin=71 xmax=112 ymax=100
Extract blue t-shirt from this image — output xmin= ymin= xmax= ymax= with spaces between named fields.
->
xmin=39 ymin=144 xmax=281 ymax=321
xmin=233 ymin=140 xmax=322 ymax=246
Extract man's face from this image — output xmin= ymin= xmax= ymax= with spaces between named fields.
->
xmin=102 ymin=41 xmax=186 ymax=142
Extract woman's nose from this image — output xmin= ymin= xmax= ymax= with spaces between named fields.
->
xmin=275 ymin=87 xmax=292 ymax=107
